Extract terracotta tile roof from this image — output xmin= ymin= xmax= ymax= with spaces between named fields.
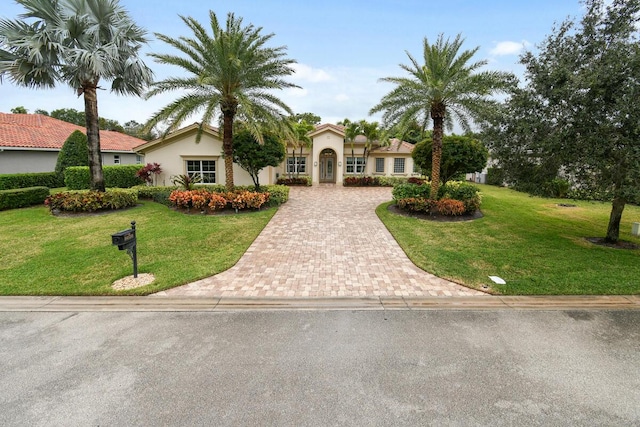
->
xmin=0 ymin=113 xmax=145 ymax=152
xmin=371 ymin=138 xmax=415 ymax=154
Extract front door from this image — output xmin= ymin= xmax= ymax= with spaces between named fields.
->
xmin=319 ymin=150 xmax=336 ymax=183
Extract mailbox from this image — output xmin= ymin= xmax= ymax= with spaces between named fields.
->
xmin=112 ymin=229 xmax=136 ymax=250
xmin=111 ymin=221 xmax=138 ymax=278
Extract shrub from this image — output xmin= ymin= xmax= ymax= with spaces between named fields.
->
xmin=396 ymin=197 xmax=432 ymax=213
xmin=438 ymin=180 xmax=481 ymax=214
xmin=136 ymin=163 xmax=162 ymax=185
xmin=168 ymin=189 xmax=271 ymax=213
xmin=486 ymin=167 xmax=505 ymax=186
xmin=433 ymin=198 xmax=466 ymax=216
xmin=392 ymin=183 xmax=431 ymax=200
xmin=208 ymin=194 xmax=227 ymax=211
xmin=65 ymin=165 xmax=144 ymax=189
xmin=55 ymin=130 xmax=88 ymax=183
xmin=543 ymin=178 xmax=570 ymax=198
xmin=262 ymin=185 xmax=289 ymax=207
xmin=134 ymin=185 xmax=178 ymax=199
xmin=377 ymin=176 xmax=411 ymax=187
xmin=0 ymin=186 xmax=50 ymax=210
xmin=171 ymin=174 xmax=202 ymax=190
xmin=407 ymin=177 xmax=426 ymax=185
xmin=276 ymin=176 xmax=311 ymax=186
xmin=0 ymin=172 xmax=63 ymax=190
xmin=343 ymin=176 xmax=381 ymax=186
xmin=45 ymin=189 xmax=138 ymax=212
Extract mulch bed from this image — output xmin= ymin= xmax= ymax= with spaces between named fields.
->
xmin=387 ymin=203 xmax=483 ymax=222
xmin=586 ymin=237 xmax=639 ymax=250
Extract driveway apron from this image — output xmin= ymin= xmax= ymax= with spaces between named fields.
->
xmin=152 ymin=186 xmax=485 ymax=297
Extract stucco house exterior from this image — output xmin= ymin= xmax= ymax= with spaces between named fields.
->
xmin=135 ymin=122 xmax=418 ymax=187
xmin=0 ymin=113 xmax=145 ymax=174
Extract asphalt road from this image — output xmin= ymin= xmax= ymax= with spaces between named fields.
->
xmin=1 ymin=309 xmax=638 ymax=426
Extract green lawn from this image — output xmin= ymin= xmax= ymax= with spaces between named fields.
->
xmin=377 ymin=184 xmax=640 ymax=295
xmin=0 ymin=201 xmax=275 ymax=295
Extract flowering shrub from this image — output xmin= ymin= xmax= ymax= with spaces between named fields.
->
xmin=437 ymin=180 xmax=482 ymax=214
xmin=168 ymin=189 xmax=270 ymax=213
xmin=208 ymin=194 xmax=227 ymax=211
xmin=45 ymin=189 xmax=138 ymax=212
xmin=407 ymin=177 xmax=426 ymax=185
xmin=276 ymin=176 xmax=311 ymax=186
xmin=343 ymin=176 xmax=381 ymax=186
xmin=433 ymin=198 xmax=466 ymax=216
xmin=396 ymin=198 xmax=433 ymax=213
xmin=136 ymin=163 xmax=162 ymax=184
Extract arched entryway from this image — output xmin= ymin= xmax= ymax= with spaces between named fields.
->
xmin=319 ymin=148 xmax=337 ymax=183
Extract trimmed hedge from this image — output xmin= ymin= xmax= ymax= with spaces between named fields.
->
xmin=276 ymin=176 xmax=312 ymax=186
xmin=45 ymin=189 xmax=138 ymax=212
xmin=65 ymin=165 xmax=144 ymax=190
xmin=0 ymin=186 xmax=50 ymax=210
xmin=392 ymin=183 xmax=431 ymax=200
xmin=134 ymin=184 xmax=289 ymax=207
xmin=0 ymin=172 xmax=64 ymax=190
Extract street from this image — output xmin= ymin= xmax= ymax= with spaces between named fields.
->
xmin=1 ymin=309 xmax=638 ymax=426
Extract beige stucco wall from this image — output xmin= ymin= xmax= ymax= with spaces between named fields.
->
xmin=311 ymin=131 xmax=346 ymax=185
xmin=139 ymin=129 xmax=271 ymax=187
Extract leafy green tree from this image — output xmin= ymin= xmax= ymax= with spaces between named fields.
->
xmin=0 ymin=0 xmax=153 ymax=192
xmin=34 ymin=108 xmax=48 ymax=116
xmin=50 ymin=108 xmax=86 ymax=126
xmin=55 ymin=130 xmax=89 ymax=183
xmin=484 ymin=0 xmax=640 ymax=243
xmin=412 ymin=135 xmax=489 ymax=183
xmin=370 ymin=33 xmax=514 ymax=199
xmin=145 ymin=11 xmax=298 ymax=191
xmin=293 ymin=112 xmax=321 ymax=125
xmin=233 ymin=130 xmax=285 ymax=190
xmin=124 ymin=120 xmax=157 ymax=141
xmin=10 ymin=106 xmax=27 ymax=114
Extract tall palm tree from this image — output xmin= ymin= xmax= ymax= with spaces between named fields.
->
xmin=370 ymin=34 xmax=513 ymax=198
xmin=145 ymin=11 xmax=299 ymax=191
xmin=292 ymin=119 xmax=314 ymax=178
xmin=0 ymin=0 xmax=153 ymax=192
xmin=339 ymin=119 xmax=361 ymax=175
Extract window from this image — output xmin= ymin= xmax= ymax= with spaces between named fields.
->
xmin=286 ymin=157 xmax=306 ymax=174
xmin=136 ymin=155 xmax=143 ymax=165
xmin=113 ymin=155 xmax=120 ymax=165
xmin=186 ymin=160 xmax=216 ymax=183
xmin=413 ymin=161 xmax=421 ymax=174
xmin=346 ymin=157 xmax=365 ymax=174
xmin=375 ymin=158 xmax=385 ymax=173
xmin=393 ymin=158 xmax=405 ymax=174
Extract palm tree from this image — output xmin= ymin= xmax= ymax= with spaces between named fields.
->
xmin=339 ymin=119 xmax=361 ymax=175
xmin=0 ymin=0 xmax=153 ymax=192
xmin=291 ymin=119 xmax=314 ymax=178
xmin=145 ymin=11 xmax=299 ymax=191
xmin=370 ymin=34 xmax=513 ymax=198
xmin=358 ymin=120 xmax=380 ymax=175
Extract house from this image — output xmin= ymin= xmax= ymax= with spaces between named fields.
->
xmin=0 ymin=113 xmax=145 ymax=174
xmin=134 ymin=122 xmax=418 ymax=187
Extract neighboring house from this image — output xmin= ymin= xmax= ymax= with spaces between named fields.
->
xmin=0 ymin=113 xmax=145 ymax=174
xmin=135 ymin=122 xmax=418 ymax=186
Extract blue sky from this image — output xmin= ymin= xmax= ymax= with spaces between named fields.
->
xmin=0 ymin=0 xmax=584 ymax=127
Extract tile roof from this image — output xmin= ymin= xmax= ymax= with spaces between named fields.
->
xmin=0 ymin=113 xmax=145 ymax=152
xmin=371 ymin=138 xmax=415 ymax=154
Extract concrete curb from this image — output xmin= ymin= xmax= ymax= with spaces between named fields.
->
xmin=0 ymin=295 xmax=638 ymax=312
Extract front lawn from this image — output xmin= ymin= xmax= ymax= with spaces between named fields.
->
xmin=0 ymin=201 xmax=275 ymax=295
xmin=377 ymin=184 xmax=640 ymax=295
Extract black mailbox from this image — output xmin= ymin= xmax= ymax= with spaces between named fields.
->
xmin=111 ymin=221 xmax=138 ymax=278
xmin=112 ymin=229 xmax=136 ymax=250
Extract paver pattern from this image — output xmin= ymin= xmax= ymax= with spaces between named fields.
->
xmin=153 ymin=186 xmax=486 ymax=298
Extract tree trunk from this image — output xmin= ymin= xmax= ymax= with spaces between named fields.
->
xmin=298 ymin=145 xmax=303 ymax=178
xmin=222 ymin=108 xmax=235 ymax=192
xmin=605 ymin=196 xmax=626 ymax=243
xmin=430 ymin=104 xmax=445 ymax=199
xmin=83 ymin=82 xmax=105 ymax=192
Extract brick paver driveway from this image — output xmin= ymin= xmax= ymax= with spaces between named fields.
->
xmin=153 ymin=186 xmax=485 ymax=298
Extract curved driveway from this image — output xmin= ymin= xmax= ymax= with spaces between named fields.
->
xmin=153 ymin=186 xmax=485 ymax=298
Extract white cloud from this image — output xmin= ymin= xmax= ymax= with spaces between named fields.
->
xmin=289 ymin=63 xmax=332 ymax=83
xmin=490 ymin=40 xmax=531 ymax=56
